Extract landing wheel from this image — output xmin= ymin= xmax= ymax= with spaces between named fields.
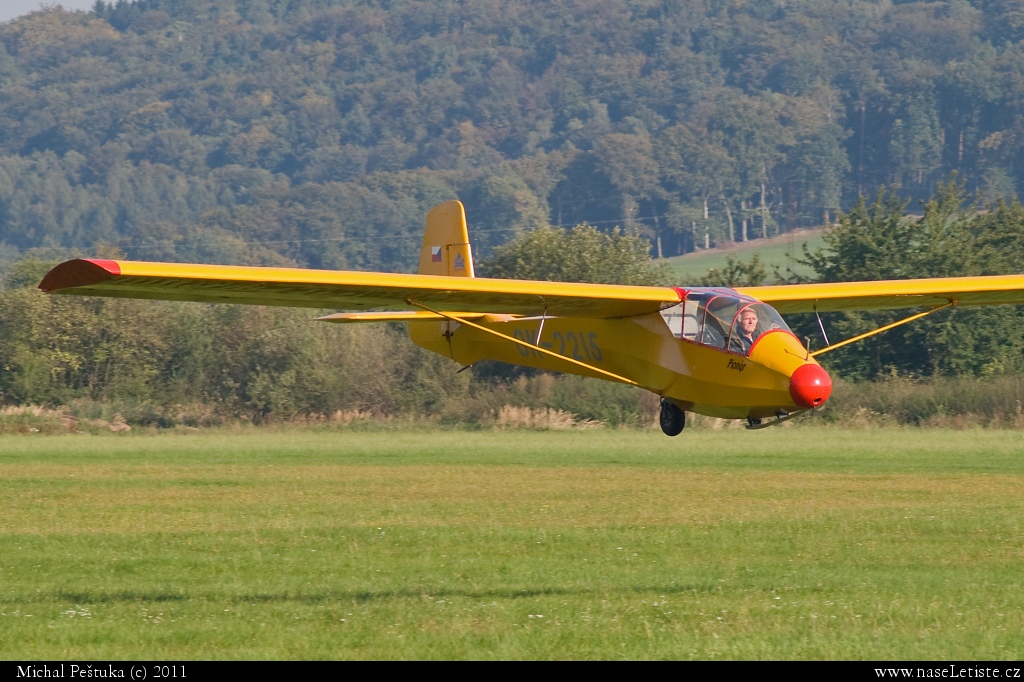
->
xmin=659 ymin=399 xmax=686 ymax=436
xmin=747 ymin=416 xmax=762 ymax=427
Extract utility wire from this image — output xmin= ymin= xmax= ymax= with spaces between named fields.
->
xmin=13 ymin=208 xmax=827 ymax=257
xmin=47 ymin=215 xmax=675 ymax=254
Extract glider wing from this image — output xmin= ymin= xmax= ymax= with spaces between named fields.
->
xmin=39 ymin=259 xmax=680 ymax=319
xmin=738 ymin=274 xmax=1024 ymax=314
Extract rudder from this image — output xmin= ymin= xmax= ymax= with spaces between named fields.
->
xmin=418 ymin=200 xmax=475 ymax=277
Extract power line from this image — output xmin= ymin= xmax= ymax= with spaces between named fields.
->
xmin=109 ymin=224 xmax=526 ymax=251
xmin=7 ymin=208 xmax=829 ymax=259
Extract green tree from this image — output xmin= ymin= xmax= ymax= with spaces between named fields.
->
xmin=888 ymin=88 xmax=943 ymax=188
xmin=480 ymin=223 xmax=670 ymax=286
xmin=591 ymin=132 xmax=660 ymax=233
xmin=460 ymin=169 xmax=549 ymax=255
xmin=800 ymin=179 xmax=1024 ymax=378
xmin=656 ymin=125 xmax=735 ymax=248
xmin=696 ymin=254 xmax=769 ymax=288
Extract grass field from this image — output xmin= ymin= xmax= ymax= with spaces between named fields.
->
xmin=666 ymin=230 xmax=826 ymax=282
xmin=1 ymin=428 xmax=1022 ymax=659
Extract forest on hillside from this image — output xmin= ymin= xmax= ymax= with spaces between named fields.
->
xmin=3 ymin=0 xmax=1024 ymax=272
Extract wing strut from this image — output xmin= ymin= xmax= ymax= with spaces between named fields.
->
xmin=813 ymin=304 xmax=830 ymax=347
xmin=407 ymin=300 xmax=639 ymax=386
xmin=809 ymin=302 xmax=954 ymax=358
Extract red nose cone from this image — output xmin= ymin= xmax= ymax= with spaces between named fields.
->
xmin=789 ymin=364 xmax=832 ymax=408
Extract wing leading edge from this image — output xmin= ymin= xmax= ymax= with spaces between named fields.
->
xmin=40 ymin=259 xmax=1024 ymax=317
xmin=39 ymin=258 xmax=680 ymax=319
xmin=738 ymin=274 xmax=1024 ymax=314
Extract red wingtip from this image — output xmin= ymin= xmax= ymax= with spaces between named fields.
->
xmin=38 ymin=259 xmax=121 ymax=292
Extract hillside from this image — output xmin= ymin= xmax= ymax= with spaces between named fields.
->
xmin=1 ymin=0 xmax=1024 ymax=273
xmin=666 ymin=228 xmax=825 ymax=283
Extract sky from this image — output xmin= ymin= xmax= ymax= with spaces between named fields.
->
xmin=0 ymin=1 xmax=97 ymax=24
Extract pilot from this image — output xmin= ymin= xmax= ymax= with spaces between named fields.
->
xmin=732 ymin=307 xmax=760 ymax=354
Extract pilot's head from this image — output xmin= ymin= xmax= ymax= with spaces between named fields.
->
xmin=739 ymin=308 xmax=758 ymax=335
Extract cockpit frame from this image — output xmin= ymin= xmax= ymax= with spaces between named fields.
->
xmin=661 ymin=287 xmax=794 ymax=358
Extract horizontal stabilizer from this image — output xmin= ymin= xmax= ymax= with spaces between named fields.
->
xmin=317 ymin=311 xmax=487 ymax=323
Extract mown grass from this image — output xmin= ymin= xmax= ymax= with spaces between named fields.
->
xmin=0 ymin=429 xmax=1021 ymax=659
xmin=666 ymin=230 xmax=825 ymax=282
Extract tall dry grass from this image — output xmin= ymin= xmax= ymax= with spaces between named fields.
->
xmin=819 ymin=375 xmax=1024 ymax=427
xmin=6 ymin=369 xmax=1024 ymax=431
xmin=492 ymin=405 xmax=604 ymax=430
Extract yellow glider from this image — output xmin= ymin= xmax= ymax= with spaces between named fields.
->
xmin=38 ymin=200 xmax=1024 ymax=433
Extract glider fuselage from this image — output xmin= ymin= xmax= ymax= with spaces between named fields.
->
xmin=409 ymin=306 xmax=826 ymax=419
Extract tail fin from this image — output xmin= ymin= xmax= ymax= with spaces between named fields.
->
xmin=417 ymin=200 xmax=475 ymax=277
